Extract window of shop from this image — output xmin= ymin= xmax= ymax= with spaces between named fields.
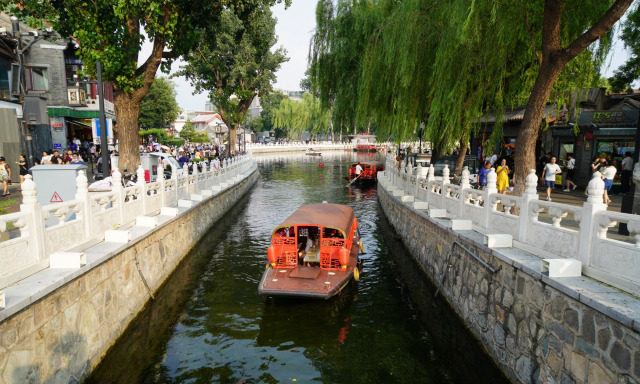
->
xmin=0 ymin=56 xmax=10 ymax=90
xmin=559 ymin=143 xmax=574 ymax=164
xmin=595 ymin=140 xmax=635 ymax=158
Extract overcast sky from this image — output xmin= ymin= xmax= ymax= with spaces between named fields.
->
xmin=144 ymin=1 xmax=632 ymax=112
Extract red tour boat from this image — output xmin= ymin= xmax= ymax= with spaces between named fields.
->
xmin=348 ymin=161 xmax=385 ymax=184
xmin=258 ymin=203 xmax=362 ymax=299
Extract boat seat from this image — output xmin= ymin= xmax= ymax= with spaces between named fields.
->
xmin=304 ymin=250 xmax=320 ymax=263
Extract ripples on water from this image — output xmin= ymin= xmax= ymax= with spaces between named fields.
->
xmin=87 ymin=151 xmax=507 ymax=384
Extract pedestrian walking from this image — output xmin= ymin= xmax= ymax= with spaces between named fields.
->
xmin=15 ymin=154 xmax=28 ymax=188
xmin=563 ymin=153 xmax=578 ymax=192
xmin=541 ymin=156 xmax=562 ymax=201
xmin=496 ymin=158 xmax=510 ymax=194
xmin=602 ymin=160 xmax=617 ymax=205
xmin=0 ymin=156 xmax=11 ymax=196
xmin=621 ymin=152 xmax=634 ymax=194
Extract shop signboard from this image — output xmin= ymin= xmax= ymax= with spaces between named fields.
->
xmin=92 ymin=118 xmax=113 ymax=145
xmin=578 ymin=110 xmax=639 ymax=126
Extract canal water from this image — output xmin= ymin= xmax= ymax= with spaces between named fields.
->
xmin=86 ymin=152 xmax=508 ymax=384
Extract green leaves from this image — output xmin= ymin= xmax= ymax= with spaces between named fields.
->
xmin=139 ymin=76 xmax=181 ymax=129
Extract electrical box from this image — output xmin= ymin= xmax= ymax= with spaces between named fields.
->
xmin=24 ymin=95 xmax=50 ymax=125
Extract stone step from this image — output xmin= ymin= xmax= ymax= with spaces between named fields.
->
xmin=542 ymin=258 xmax=582 ymax=278
xmin=136 ymin=216 xmax=158 ymax=227
xmin=50 ymin=252 xmax=86 ymax=269
xmin=401 ymin=195 xmax=415 ymax=203
xmin=413 ymin=201 xmax=429 ymax=210
xmin=447 ymin=219 xmax=472 ymax=231
xmin=484 ymin=234 xmax=513 ymax=248
xmin=178 ymin=199 xmax=194 ymax=208
xmin=105 ymin=229 xmax=131 ymax=243
xmin=428 ymin=208 xmax=447 ymax=218
xmin=190 ymin=194 xmax=204 ymax=202
xmin=160 ymin=207 xmax=179 ymax=217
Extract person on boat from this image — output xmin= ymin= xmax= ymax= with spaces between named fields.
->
xmin=298 ymin=231 xmax=318 ymax=266
xmin=355 ymin=162 xmax=363 ymax=177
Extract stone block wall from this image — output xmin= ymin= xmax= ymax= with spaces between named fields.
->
xmin=378 ymin=185 xmax=640 ymax=384
xmin=0 ymin=168 xmax=259 ymax=384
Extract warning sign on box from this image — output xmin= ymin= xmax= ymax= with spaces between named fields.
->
xmin=50 ymin=192 xmax=63 ymax=203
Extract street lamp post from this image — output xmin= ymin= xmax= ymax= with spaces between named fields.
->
xmin=72 ymin=62 xmax=110 ymax=176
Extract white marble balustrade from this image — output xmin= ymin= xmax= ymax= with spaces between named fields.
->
xmin=0 ymin=154 xmax=255 ymax=290
xmin=382 ymin=153 xmax=640 ymax=296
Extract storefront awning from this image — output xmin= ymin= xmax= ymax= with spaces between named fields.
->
xmin=594 ymin=128 xmax=637 ymax=136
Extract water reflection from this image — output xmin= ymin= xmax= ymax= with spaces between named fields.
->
xmin=87 ymin=150 xmax=507 ymax=384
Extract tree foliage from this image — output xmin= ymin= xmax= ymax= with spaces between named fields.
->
xmin=272 ymin=93 xmax=331 ymax=139
xmin=609 ymin=3 xmax=640 ymax=93
xmin=179 ymin=120 xmax=209 ymax=143
xmin=311 ymin=0 xmax=632 ymax=192
xmin=139 ymin=77 xmax=181 ymax=129
xmin=177 ymin=4 xmax=288 ymax=154
xmin=5 ymin=0 xmax=288 ymax=171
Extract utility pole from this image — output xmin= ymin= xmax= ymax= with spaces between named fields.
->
xmin=73 ymin=61 xmax=110 ymax=176
xmin=96 ymin=61 xmax=110 ymax=176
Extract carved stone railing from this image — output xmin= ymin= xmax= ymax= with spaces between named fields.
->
xmin=0 ymin=154 xmax=255 ymax=290
xmin=381 ymin=153 xmax=640 ymax=296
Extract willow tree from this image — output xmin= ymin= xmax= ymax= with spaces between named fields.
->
xmin=7 ymin=0 xmax=288 ymax=171
xmin=609 ymin=3 xmax=640 ymax=92
xmin=272 ymin=98 xmax=305 ymax=139
xmin=177 ymin=5 xmax=287 ymax=154
xmin=309 ymin=0 xmax=393 ymax=135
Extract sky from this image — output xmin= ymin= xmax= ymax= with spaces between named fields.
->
xmin=142 ymin=1 xmax=633 ymax=112
xmin=147 ymin=1 xmax=319 ymax=112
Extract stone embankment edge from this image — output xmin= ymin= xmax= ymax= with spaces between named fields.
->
xmin=0 ymin=165 xmax=259 ymax=384
xmin=377 ymin=182 xmax=640 ymax=384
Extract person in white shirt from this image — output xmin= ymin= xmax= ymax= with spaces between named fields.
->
xmin=621 ymin=152 xmax=634 ymax=194
xmin=541 ymin=156 xmax=562 ymax=201
xmin=489 ymin=152 xmax=498 ymax=166
xmin=602 ymin=160 xmax=617 ymax=205
xmin=355 ymin=162 xmax=363 ymax=176
xmin=563 ymin=154 xmax=577 ymax=192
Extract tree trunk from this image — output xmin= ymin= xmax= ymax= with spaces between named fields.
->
xmin=114 ymin=91 xmax=142 ymax=173
xmin=454 ymin=138 xmax=469 ymax=176
xmin=430 ymin=140 xmax=447 ymax=164
xmin=229 ymin=125 xmax=237 ymax=155
xmin=513 ymin=0 xmax=633 ymax=196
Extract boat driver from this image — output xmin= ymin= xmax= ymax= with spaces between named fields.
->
xmin=298 ymin=230 xmax=319 ymax=266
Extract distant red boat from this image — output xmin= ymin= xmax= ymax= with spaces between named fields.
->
xmin=258 ymin=203 xmax=362 ymax=299
xmin=347 ymin=161 xmax=384 ymax=184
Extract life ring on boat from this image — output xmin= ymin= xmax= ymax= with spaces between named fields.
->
xmin=265 ymin=263 xmax=270 ymax=269
xmin=353 ymin=267 xmax=360 ymax=281
xmin=359 ymin=241 xmax=364 ymax=253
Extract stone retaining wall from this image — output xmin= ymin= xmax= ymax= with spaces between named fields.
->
xmin=378 ymin=184 xmax=640 ymax=384
xmin=0 ymin=167 xmax=259 ymax=384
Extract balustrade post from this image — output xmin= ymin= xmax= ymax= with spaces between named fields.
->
xmin=112 ymin=168 xmax=125 ymax=224
xmin=172 ymin=164 xmax=179 ymax=204
xmin=136 ymin=165 xmax=147 ymax=214
xmin=192 ymin=163 xmax=199 ymax=193
xmin=426 ymin=165 xmax=435 ymax=204
xmin=459 ymin=167 xmax=471 ymax=215
xmin=415 ymin=165 xmax=423 ymax=197
xmin=518 ymin=169 xmax=539 ymax=242
xmin=483 ymin=169 xmax=498 ymax=228
xmin=158 ymin=166 xmax=167 ymax=207
xmin=578 ymin=172 xmax=607 ymax=266
xmin=20 ymin=175 xmax=47 ymax=261
xmin=75 ymin=170 xmax=92 ymax=239
xmin=182 ymin=163 xmax=189 ymax=198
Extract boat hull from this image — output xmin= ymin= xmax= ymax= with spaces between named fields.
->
xmin=259 ymin=244 xmax=360 ymax=300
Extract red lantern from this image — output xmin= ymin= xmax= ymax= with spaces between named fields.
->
xmin=339 ymin=247 xmax=349 ymax=266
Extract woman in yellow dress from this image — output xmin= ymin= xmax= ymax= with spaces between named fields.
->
xmin=496 ymin=158 xmax=510 ymax=193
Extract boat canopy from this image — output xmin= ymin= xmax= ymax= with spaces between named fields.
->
xmin=274 ymin=203 xmax=355 ymax=238
xmin=351 ymin=161 xmax=384 ymax=171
